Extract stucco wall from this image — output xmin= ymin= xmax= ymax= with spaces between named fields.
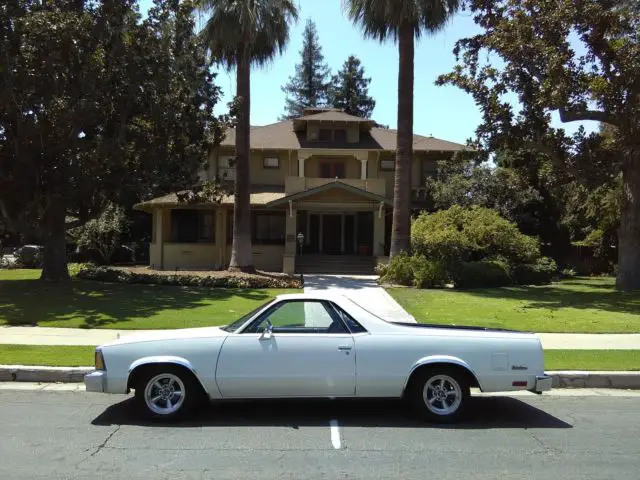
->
xmin=252 ymin=245 xmax=285 ymax=271
xmin=162 ymin=244 xmax=220 ymax=270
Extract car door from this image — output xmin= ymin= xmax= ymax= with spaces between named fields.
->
xmin=215 ymin=300 xmax=356 ymax=398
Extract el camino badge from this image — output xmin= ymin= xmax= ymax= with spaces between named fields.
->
xmin=511 ymin=365 xmax=528 ymax=371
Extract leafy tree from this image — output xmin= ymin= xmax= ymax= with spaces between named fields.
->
xmin=438 ymin=0 xmax=640 ymax=290
xmin=198 ymin=0 xmax=298 ymax=272
xmin=345 ymin=0 xmax=460 ymax=258
xmin=0 ymin=0 xmax=223 ymax=280
xmin=327 ymin=55 xmax=376 ymax=118
xmin=69 ymin=203 xmax=129 ymax=264
xmin=281 ymin=18 xmax=330 ymax=119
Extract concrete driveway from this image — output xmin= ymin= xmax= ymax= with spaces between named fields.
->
xmin=303 ymin=274 xmax=416 ymax=323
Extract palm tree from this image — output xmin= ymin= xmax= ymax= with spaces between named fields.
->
xmin=345 ymin=0 xmax=459 ymax=257
xmin=197 ymin=0 xmax=298 ymax=271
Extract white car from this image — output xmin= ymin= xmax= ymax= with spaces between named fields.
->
xmin=85 ymin=293 xmax=552 ymax=423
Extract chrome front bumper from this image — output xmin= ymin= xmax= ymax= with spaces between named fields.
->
xmin=84 ymin=370 xmax=106 ymax=393
xmin=534 ymin=374 xmax=553 ymax=393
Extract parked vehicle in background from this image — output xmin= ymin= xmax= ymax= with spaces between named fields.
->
xmin=86 ymin=293 xmax=552 ymax=423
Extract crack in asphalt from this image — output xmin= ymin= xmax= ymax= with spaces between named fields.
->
xmin=526 ymin=429 xmax=562 ymax=454
xmin=88 ymin=425 xmax=121 ymax=458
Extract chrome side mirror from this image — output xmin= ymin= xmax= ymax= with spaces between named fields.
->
xmin=260 ymin=321 xmax=273 ymax=340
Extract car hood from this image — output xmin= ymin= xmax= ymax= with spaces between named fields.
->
xmin=100 ymin=326 xmax=230 ymax=348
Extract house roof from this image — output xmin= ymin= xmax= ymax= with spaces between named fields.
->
xmin=134 ymin=185 xmax=285 ymax=211
xmin=221 ymin=120 xmax=467 ymax=152
xmin=266 ymin=180 xmax=392 ymax=207
xmin=294 ymin=110 xmax=375 ymax=124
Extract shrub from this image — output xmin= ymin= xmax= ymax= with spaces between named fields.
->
xmin=511 ymin=257 xmax=558 ymax=286
xmin=381 ymin=253 xmax=414 ymax=286
xmin=411 ymin=206 xmax=540 ymax=265
xmin=411 ymin=256 xmax=448 ymax=288
xmin=75 ymin=265 xmax=302 ymax=289
xmin=69 ymin=203 xmax=129 ymax=264
xmin=452 ymin=260 xmax=512 ymax=289
xmin=14 ymin=245 xmax=43 ymax=268
xmin=374 ymin=261 xmax=389 ymax=277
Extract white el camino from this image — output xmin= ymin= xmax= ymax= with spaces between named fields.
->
xmin=85 ymin=293 xmax=552 ymax=423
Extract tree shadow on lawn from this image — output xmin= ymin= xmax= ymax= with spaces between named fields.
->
xmin=0 ymin=279 xmax=275 ymax=329
xmin=92 ymin=396 xmax=572 ymax=430
xmin=462 ymin=279 xmax=640 ymax=317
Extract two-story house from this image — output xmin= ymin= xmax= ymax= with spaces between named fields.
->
xmin=135 ymin=108 xmax=466 ymax=274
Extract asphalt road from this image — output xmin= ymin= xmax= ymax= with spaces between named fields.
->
xmin=1 ymin=388 xmax=639 ymax=479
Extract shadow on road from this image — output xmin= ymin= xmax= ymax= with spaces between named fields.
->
xmin=91 ymin=396 xmax=572 ymax=430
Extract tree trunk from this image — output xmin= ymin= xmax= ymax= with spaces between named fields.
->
xmin=390 ymin=22 xmax=414 ymax=258
xmin=229 ymin=48 xmax=254 ymax=272
xmin=40 ymin=194 xmax=70 ymax=281
xmin=616 ymin=146 xmax=640 ymax=291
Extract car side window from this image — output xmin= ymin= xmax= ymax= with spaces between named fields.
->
xmin=246 ymin=300 xmax=347 ymax=334
xmin=329 ymin=303 xmax=368 ymax=333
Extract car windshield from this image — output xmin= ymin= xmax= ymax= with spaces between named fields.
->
xmin=219 ymin=300 xmax=273 ymax=332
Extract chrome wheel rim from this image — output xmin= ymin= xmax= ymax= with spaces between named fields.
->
xmin=423 ymin=374 xmax=462 ymax=416
xmin=144 ymin=373 xmax=186 ymax=415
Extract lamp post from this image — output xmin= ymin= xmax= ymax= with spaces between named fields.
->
xmin=296 ymin=232 xmax=305 ymax=256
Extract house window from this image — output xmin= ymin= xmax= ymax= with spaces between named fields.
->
xmin=319 ymin=128 xmax=332 ymax=141
xmin=263 ymin=157 xmax=280 ymax=169
xmin=253 ymin=211 xmax=286 ymax=245
xmin=320 ymin=161 xmax=346 ymax=178
xmin=171 ymin=210 xmax=215 ymax=243
xmin=380 ymin=159 xmax=395 ymax=171
xmin=334 ymin=129 xmax=347 ymax=142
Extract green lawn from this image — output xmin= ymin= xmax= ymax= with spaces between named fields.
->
xmin=0 ymin=269 xmax=294 ymax=330
xmin=544 ymin=350 xmax=640 ymax=371
xmin=388 ymin=277 xmax=640 ymax=333
xmin=0 ymin=345 xmax=95 ymax=367
xmin=1 ymin=345 xmax=638 ymax=371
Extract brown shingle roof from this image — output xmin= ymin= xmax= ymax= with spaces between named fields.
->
xmin=294 ymin=110 xmax=375 ymax=123
xmin=134 ymin=185 xmax=285 ymax=210
xmin=220 ymin=121 xmax=467 ymax=152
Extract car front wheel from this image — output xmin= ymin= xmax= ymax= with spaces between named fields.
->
xmin=134 ymin=367 xmax=201 ymax=420
xmin=409 ymin=367 xmax=470 ymax=423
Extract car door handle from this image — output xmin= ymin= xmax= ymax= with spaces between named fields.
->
xmin=338 ymin=345 xmax=352 ymax=351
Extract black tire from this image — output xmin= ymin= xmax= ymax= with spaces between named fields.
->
xmin=408 ymin=366 xmax=470 ymax=423
xmin=133 ymin=365 xmax=203 ymax=421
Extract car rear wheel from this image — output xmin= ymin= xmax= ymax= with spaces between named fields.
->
xmin=134 ymin=366 xmax=202 ymax=420
xmin=409 ymin=367 xmax=470 ymax=423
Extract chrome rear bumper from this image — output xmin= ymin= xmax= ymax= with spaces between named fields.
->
xmin=534 ymin=374 xmax=553 ymax=393
xmin=84 ymin=370 xmax=106 ymax=393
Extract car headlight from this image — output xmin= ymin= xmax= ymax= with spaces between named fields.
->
xmin=95 ymin=349 xmax=106 ymax=371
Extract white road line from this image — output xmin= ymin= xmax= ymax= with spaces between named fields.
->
xmin=329 ymin=419 xmax=341 ymax=449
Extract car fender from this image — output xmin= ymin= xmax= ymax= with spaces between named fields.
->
xmin=127 ymin=356 xmax=208 ymax=395
xmin=403 ymin=354 xmax=483 ymax=391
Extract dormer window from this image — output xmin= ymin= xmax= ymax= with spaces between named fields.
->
xmin=319 ymin=128 xmax=332 ymax=141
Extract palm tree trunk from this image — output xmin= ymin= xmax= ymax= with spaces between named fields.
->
xmin=616 ymin=145 xmax=640 ymax=290
xmin=390 ymin=22 xmax=414 ymax=258
xmin=229 ymin=47 xmax=254 ymax=272
xmin=40 ymin=193 xmax=70 ymax=281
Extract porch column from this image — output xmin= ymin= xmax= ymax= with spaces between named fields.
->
xmin=298 ymin=152 xmax=311 ymax=178
xmin=154 ymin=209 xmax=165 ymax=270
xmin=356 ymin=152 xmax=368 ymax=180
xmin=285 ymin=206 xmax=297 ymax=255
xmin=373 ymin=202 xmax=385 ymax=257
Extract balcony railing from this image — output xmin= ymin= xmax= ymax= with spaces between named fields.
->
xmin=285 ymin=176 xmax=386 ymax=197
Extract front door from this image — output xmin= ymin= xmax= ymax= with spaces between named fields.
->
xmin=215 ymin=300 xmax=356 ymax=398
xmin=322 ymin=215 xmax=342 ymax=254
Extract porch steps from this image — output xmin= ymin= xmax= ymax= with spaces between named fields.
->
xmin=296 ymin=255 xmax=376 ymax=275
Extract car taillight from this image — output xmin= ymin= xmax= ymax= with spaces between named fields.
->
xmin=95 ymin=350 xmax=106 ymax=371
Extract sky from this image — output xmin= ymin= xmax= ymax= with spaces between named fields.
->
xmin=140 ymin=0 xmax=598 ymax=145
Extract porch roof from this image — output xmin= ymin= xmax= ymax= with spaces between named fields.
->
xmin=265 ymin=180 xmax=392 ymax=207
xmin=134 ymin=185 xmax=286 ymax=211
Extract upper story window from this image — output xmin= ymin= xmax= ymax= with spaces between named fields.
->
xmin=171 ymin=210 xmax=215 ymax=244
xmin=319 ymin=128 xmax=332 ymax=141
xmin=263 ymin=157 xmax=280 ymax=169
xmin=334 ymin=129 xmax=347 ymax=142
xmin=380 ymin=159 xmax=395 ymax=171
xmin=320 ymin=161 xmax=346 ymax=179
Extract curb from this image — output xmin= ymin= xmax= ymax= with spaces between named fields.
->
xmin=1 ymin=365 xmax=640 ymax=389
xmin=549 ymin=371 xmax=640 ymax=389
xmin=0 ymin=365 xmax=93 ymax=383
